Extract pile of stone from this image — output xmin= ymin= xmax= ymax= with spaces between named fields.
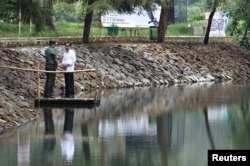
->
xmin=0 ymin=50 xmax=38 ymax=134
xmin=20 ymin=43 xmax=250 ymax=90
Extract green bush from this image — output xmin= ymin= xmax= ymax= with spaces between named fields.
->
xmin=240 ymin=37 xmax=250 ymax=50
xmin=187 ymin=2 xmax=206 ymax=23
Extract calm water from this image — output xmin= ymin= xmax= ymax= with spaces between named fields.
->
xmin=1 ymin=82 xmax=250 ymax=166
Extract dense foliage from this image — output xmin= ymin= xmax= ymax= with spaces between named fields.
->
xmin=53 ymin=2 xmax=86 ymax=22
xmin=187 ymin=2 xmax=206 ymax=22
xmin=228 ymin=0 xmax=250 ymax=49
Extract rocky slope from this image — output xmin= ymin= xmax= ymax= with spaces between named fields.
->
xmin=0 ymin=43 xmax=249 ymax=134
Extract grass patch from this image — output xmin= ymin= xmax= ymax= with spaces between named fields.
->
xmin=54 ymin=22 xmax=83 ymax=36
xmin=0 ymin=21 xmax=194 ymax=38
xmin=166 ymin=23 xmax=192 ymax=36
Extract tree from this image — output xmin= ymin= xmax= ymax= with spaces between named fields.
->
xmin=229 ymin=0 xmax=250 ymax=49
xmin=82 ymin=0 xmax=170 ymax=43
xmin=0 ymin=0 xmax=17 ymax=21
xmin=0 ymin=0 xmax=54 ymax=33
xmin=82 ymin=0 xmax=95 ymax=43
xmin=157 ymin=0 xmax=169 ymax=43
xmin=44 ymin=0 xmax=55 ymax=30
xmin=203 ymin=0 xmax=227 ymax=44
xmin=82 ymin=0 xmax=140 ymax=43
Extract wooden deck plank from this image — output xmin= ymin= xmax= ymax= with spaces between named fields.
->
xmin=34 ymin=98 xmax=100 ymax=109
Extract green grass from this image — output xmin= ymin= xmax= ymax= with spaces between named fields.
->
xmin=0 ymin=21 xmax=193 ymax=38
xmin=190 ymin=20 xmax=206 ymax=27
xmin=166 ymin=23 xmax=193 ymax=36
xmin=0 ymin=22 xmax=31 ymax=37
xmin=54 ymin=22 xmax=83 ymax=36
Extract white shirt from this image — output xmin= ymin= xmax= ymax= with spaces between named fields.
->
xmin=62 ymin=49 xmax=76 ymax=72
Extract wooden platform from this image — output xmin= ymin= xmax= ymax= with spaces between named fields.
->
xmin=34 ymin=98 xmax=100 ymax=109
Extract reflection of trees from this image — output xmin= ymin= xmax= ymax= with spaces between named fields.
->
xmin=157 ymin=113 xmax=172 ymax=166
xmin=88 ymin=84 xmax=250 ymax=124
xmin=17 ymin=128 xmax=30 ymax=166
xmin=228 ymin=99 xmax=250 ymax=148
xmin=203 ymin=107 xmax=215 ymax=149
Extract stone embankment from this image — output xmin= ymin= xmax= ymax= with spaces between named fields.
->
xmin=0 ymin=43 xmax=250 ymax=134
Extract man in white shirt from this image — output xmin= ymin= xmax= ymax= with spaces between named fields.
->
xmin=62 ymin=43 xmax=76 ymax=98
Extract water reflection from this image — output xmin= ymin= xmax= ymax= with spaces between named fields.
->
xmin=18 ymin=128 xmax=30 ymax=166
xmin=228 ymin=99 xmax=250 ymax=148
xmin=203 ymin=107 xmax=215 ymax=149
xmin=43 ymin=108 xmax=76 ymax=165
xmin=43 ymin=108 xmax=56 ymax=165
xmin=61 ymin=109 xmax=75 ymax=165
xmin=1 ymin=83 xmax=250 ymax=166
xmin=157 ymin=114 xmax=172 ymax=166
xmin=81 ymin=120 xmax=90 ymax=164
xmin=44 ymin=108 xmax=55 ymax=135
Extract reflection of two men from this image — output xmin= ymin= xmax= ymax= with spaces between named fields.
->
xmin=43 ymin=108 xmax=75 ymax=165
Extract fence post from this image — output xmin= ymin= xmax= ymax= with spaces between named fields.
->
xmin=93 ymin=66 xmax=99 ymax=113
xmin=94 ymin=66 xmax=99 ymax=99
xmin=37 ymin=61 xmax=40 ymax=99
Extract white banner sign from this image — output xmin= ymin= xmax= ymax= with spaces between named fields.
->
xmin=101 ymin=7 xmax=161 ymax=28
xmin=205 ymin=12 xmax=228 ymax=37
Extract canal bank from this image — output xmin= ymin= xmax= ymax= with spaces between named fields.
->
xmin=0 ymin=43 xmax=250 ymax=134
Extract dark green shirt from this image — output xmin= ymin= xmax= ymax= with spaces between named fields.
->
xmin=45 ymin=47 xmax=57 ymax=66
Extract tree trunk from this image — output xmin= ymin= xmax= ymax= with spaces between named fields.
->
xmin=157 ymin=0 xmax=169 ymax=43
xmin=83 ymin=0 xmax=95 ymax=43
xmin=168 ymin=0 xmax=175 ymax=24
xmin=203 ymin=7 xmax=216 ymax=44
xmin=203 ymin=107 xmax=215 ymax=149
xmin=44 ymin=0 xmax=55 ymax=30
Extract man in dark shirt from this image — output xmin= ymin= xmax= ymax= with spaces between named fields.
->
xmin=44 ymin=40 xmax=57 ymax=98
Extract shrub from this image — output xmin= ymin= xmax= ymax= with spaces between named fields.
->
xmin=187 ymin=2 xmax=206 ymax=23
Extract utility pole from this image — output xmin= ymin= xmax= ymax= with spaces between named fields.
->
xmin=18 ymin=0 xmax=21 ymax=35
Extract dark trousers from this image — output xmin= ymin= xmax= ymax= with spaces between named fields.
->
xmin=64 ymin=73 xmax=74 ymax=97
xmin=44 ymin=66 xmax=56 ymax=98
